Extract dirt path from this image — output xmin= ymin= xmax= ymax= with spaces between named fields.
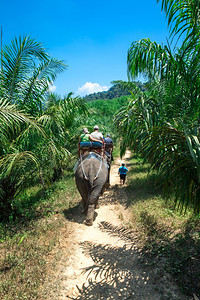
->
xmin=57 ymin=151 xmax=187 ymax=300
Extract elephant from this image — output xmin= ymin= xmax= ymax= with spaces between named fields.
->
xmin=75 ymin=152 xmax=110 ymax=226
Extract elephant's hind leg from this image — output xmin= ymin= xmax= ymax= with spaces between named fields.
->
xmin=95 ymin=201 xmax=99 ymax=209
xmin=81 ymin=199 xmax=88 ymax=215
xmin=85 ymin=204 xmax=95 ymax=226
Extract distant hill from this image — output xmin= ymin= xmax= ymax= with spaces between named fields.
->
xmin=83 ymin=81 xmax=146 ymax=101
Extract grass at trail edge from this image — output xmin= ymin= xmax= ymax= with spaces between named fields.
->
xmin=124 ymin=154 xmax=200 ymax=298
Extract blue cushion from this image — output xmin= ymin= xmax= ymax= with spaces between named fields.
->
xmin=80 ymin=142 xmax=92 ymax=148
xmin=91 ymin=142 xmax=103 ymax=148
xmin=79 ymin=141 xmax=103 ymax=149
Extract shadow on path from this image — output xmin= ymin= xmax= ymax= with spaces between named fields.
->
xmin=63 ymin=203 xmax=98 ymax=225
xmin=67 ymin=221 xmax=181 ymax=300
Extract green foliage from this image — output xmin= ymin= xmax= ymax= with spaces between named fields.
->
xmin=126 ymin=154 xmax=200 ymax=296
xmin=80 ymin=96 xmax=129 ymax=144
xmin=88 ymin=95 xmax=129 ymax=117
xmin=0 ymin=36 xmax=66 ymax=115
xmin=0 ymin=36 xmax=88 ymax=219
xmin=115 ymin=0 xmax=200 ymax=212
xmin=157 ymin=0 xmax=200 ymax=45
xmin=83 ymin=81 xmax=146 ymax=101
xmin=0 ymin=172 xmax=80 ymax=300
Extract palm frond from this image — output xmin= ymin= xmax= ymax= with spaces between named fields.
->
xmin=157 ymin=0 xmax=200 ymax=43
xmin=1 ymin=36 xmax=49 ymax=101
xmin=127 ymin=39 xmax=170 ymax=80
xmin=0 ymin=151 xmax=38 ymax=177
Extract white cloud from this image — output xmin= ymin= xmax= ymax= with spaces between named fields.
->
xmin=76 ymin=82 xmax=110 ymax=96
xmin=48 ymin=82 xmax=57 ymax=92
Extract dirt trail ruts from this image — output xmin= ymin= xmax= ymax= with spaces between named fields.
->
xmin=58 ymin=151 xmax=187 ymax=300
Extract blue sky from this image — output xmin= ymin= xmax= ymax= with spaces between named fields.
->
xmin=1 ymin=0 xmax=169 ymax=97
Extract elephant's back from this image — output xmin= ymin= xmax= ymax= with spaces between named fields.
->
xmin=75 ymin=153 xmax=108 ymax=179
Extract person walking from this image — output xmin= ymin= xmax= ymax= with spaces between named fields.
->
xmin=118 ymin=163 xmax=128 ymax=185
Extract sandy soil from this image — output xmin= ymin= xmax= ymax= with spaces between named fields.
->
xmin=54 ymin=151 xmax=189 ymax=300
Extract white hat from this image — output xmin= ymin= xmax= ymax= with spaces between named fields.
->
xmin=94 ymin=125 xmax=99 ymax=130
xmin=83 ymin=128 xmax=89 ymax=133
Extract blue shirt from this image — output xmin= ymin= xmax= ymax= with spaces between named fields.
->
xmin=105 ymin=137 xmax=113 ymax=144
xmin=118 ymin=166 xmax=128 ymax=175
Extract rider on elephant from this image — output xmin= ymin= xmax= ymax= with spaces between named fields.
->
xmin=75 ymin=126 xmax=111 ymax=226
xmin=90 ymin=125 xmax=104 ymax=148
xmin=105 ymin=134 xmax=114 ymax=161
xmin=79 ymin=127 xmax=102 ymax=148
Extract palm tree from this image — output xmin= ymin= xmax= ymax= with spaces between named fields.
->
xmin=0 ymin=35 xmax=66 ymax=115
xmin=0 ymin=98 xmax=42 ymax=216
xmin=37 ymin=92 xmax=89 ymax=182
xmin=0 ymin=36 xmax=68 ymax=218
xmin=115 ymin=0 xmax=200 ymax=212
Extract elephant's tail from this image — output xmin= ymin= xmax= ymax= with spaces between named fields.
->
xmin=87 ymin=174 xmax=94 ymax=194
xmin=87 ymin=162 xmax=97 ymax=195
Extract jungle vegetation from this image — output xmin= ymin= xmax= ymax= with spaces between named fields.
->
xmin=0 ymin=36 xmax=88 ymax=219
xmin=0 ymin=1 xmax=200 ymax=298
xmin=82 ymin=95 xmax=129 ymax=140
xmin=0 ymin=34 xmax=129 ymax=220
xmin=83 ymin=81 xmax=146 ymax=101
xmin=114 ymin=0 xmax=200 ymax=212
xmin=0 ymin=0 xmax=200 ymax=220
